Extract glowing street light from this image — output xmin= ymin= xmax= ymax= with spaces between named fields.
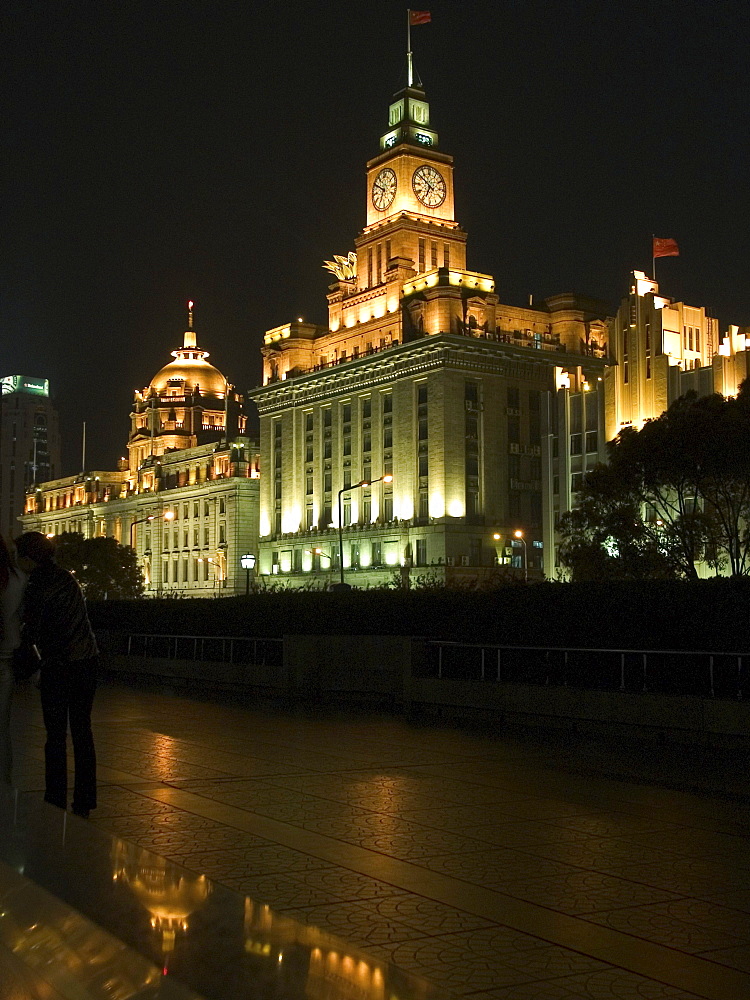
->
xmin=513 ymin=529 xmax=527 ymax=582
xmin=333 ymin=474 xmax=393 ymax=591
xmin=240 ymin=552 xmax=256 ymax=597
xmin=307 ymin=547 xmax=332 ymax=563
xmin=130 ymin=510 xmax=175 ymax=551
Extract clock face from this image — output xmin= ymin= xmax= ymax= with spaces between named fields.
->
xmin=412 ymin=165 xmax=446 ymax=208
xmin=372 ymin=168 xmax=397 ymax=211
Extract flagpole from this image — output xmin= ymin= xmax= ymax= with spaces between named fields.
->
xmin=652 ymin=233 xmax=655 ymax=282
xmin=407 ymin=9 xmax=413 ymax=87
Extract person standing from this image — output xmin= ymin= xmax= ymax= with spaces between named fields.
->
xmin=14 ymin=532 xmax=99 ymax=817
xmin=0 ymin=535 xmax=26 ymax=786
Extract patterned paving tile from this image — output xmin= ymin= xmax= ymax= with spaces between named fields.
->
xmin=506 ymin=870 xmax=681 ymax=915
xmin=369 ymin=926 xmax=611 ymax=995
xmin=622 ymin=859 xmax=750 ymax=895
xmin=583 ymin=899 xmax=750 ymax=951
xmin=484 ymin=820 xmax=612 ymax=845
xmin=174 ymin=779 xmax=306 ymax=805
xmin=368 ymin=894 xmax=496 ymax=934
xmin=128 ymin=826 xmax=273 ymax=857
xmin=694 ymin=887 xmax=750 ymax=913
xmin=248 ymin=799 xmax=379 ymax=824
xmin=278 ymin=899 xmax=437 ymax=947
xmin=516 ymin=839 xmax=683 ymax=873
xmin=467 ymin=968 xmax=708 ymax=998
xmin=353 ymin=830 xmax=494 ymax=860
xmin=698 ymin=943 xmax=750 ymax=973
xmin=11 ymin=683 xmax=750 ymax=1000
xmin=222 ymin=873 xmax=355 ymax=909
xmin=92 ymin=788 xmax=183 ymax=818
xmin=546 ymin=814 xmax=686 ymax=838
xmin=416 ymin=848 xmax=582 ymax=887
xmin=629 ymin=829 xmax=750 ymax=868
xmin=397 ymin=804 xmax=518 ymax=832
xmin=291 ymin=866 xmax=406 ymax=901
xmin=172 ymin=845 xmax=330 ymax=878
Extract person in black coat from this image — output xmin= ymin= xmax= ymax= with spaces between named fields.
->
xmin=14 ymin=532 xmax=99 ymax=817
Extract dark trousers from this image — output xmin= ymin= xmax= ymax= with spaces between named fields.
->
xmin=40 ymin=657 xmax=98 ymax=812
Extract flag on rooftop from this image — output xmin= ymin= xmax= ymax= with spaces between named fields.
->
xmin=653 ymin=237 xmax=680 ymax=258
xmin=409 ymin=11 xmax=431 ymax=25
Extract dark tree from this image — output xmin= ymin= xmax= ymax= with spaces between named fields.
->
xmin=558 ymin=382 xmax=750 ymax=581
xmin=53 ymin=533 xmax=144 ymax=600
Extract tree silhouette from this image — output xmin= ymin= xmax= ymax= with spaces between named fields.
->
xmin=558 ymin=381 xmax=750 ymax=580
xmin=53 ymin=533 xmax=144 ymax=599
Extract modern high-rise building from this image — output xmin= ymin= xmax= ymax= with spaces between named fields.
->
xmin=0 ymin=375 xmax=61 ymax=541
xmin=22 ymin=309 xmax=260 ymax=595
xmin=248 ymin=76 xmax=610 ymax=586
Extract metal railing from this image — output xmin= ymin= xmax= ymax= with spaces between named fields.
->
xmin=106 ymin=633 xmax=283 ymax=668
xmin=422 ymin=642 xmax=744 ymax=699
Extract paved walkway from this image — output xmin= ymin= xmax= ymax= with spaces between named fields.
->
xmin=5 ymin=679 xmax=750 ymax=999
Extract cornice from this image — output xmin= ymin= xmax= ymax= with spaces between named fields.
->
xmin=249 ymin=334 xmax=609 ymax=413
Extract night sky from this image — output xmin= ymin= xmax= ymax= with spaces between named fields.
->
xmin=3 ymin=0 xmax=749 ymax=474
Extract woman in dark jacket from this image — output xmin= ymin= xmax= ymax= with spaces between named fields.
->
xmin=15 ymin=531 xmax=99 ymax=817
xmin=0 ymin=535 xmax=25 ymax=786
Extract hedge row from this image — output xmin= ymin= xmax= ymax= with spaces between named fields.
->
xmin=88 ymin=578 xmax=750 ymax=653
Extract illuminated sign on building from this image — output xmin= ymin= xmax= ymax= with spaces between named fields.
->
xmin=1 ymin=375 xmax=50 ymax=397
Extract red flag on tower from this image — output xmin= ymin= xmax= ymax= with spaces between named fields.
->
xmin=652 ymin=237 xmax=680 ymax=258
xmin=409 ymin=10 xmax=432 ymax=25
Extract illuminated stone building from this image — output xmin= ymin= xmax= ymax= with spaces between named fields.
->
xmin=22 ymin=308 xmax=260 ymax=596
xmin=544 ymin=270 xmax=750 ymax=577
xmin=249 ymin=77 xmax=609 ymax=585
xmin=0 ymin=375 xmax=61 ymax=541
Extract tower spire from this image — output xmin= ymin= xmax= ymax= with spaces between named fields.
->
xmin=407 ymin=9 xmax=413 ymax=87
xmin=407 ymin=10 xmax=431 ymax=87
xmin=184 ymin=300 xmax=197 ymax=349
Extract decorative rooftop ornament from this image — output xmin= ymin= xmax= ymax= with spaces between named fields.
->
xmin=323 ymin=252 xmax=357 ymax=281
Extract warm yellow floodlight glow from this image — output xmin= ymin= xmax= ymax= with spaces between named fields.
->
xmin=514 ymin=529 xmax=524 ymax=539
xmin=282 ymin=506 xmax=301 ymax=533
xmin=163 ymin=511 xmax=175 ymax=521
xmin=382 ymin=474 xmax=393 ymax=483
xmin=397 ymin=498 xmax=413 ymax=520
xmin=493 ymin=533 xmax=501 ymax=540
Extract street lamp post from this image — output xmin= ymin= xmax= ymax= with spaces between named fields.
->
xmin=240 ymin=553 xmax=256 ymax=597
xmin=130 ymin=511 xmax=174 ymax=593
xmin=307 ymin=548 xmax=332 ymax=573
xmin=513 ymin=529 xmax=527 ymax=582
xmin=333 ymin=474 xmax=393 ymax=591
xmin=130 ymin=514 xmax=155 ymax=550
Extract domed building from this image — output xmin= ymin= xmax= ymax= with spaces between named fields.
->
xmin=127 ymin=304 xmax=247 ymax=482
xmin=22 ymin=305 xmax=260 ymax=597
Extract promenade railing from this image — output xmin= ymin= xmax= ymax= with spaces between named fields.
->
xmin=107 ymin=633 xmax=284 ymax=669
xmin=101 ymin=633 xmax=745 ymax=700
xmin=421 ymin=642 xmax=744 ymax=699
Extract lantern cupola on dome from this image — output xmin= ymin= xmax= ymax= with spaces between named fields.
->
xmin=128 ymin=301 xmax=246 ymax=476
xmin=149 ymin=301 xmax=227 ymax=397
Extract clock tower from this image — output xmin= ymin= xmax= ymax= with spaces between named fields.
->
xmin=355 ymin=79 xmax=467 ymax=291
